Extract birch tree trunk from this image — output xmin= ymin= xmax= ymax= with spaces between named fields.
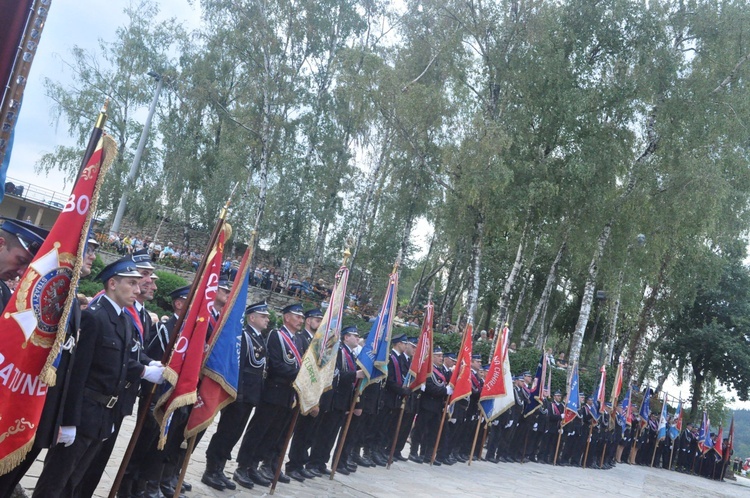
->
xmin=568 ymin=223 xmax=611 ymax=372
xmin=602 ymin=267 xmax=625 ymax=365
xmin=624 ymin=251 xmax=671 ymax=382
xmin=350 ymin=135 xmax=388 ymax=271
xmin=493 ymin=221 xmax=528 ymax=329
xmin=521 ymin=239 xmax=566 ymax=346
xmin=465 ymin=215 xmax=484 ymax=324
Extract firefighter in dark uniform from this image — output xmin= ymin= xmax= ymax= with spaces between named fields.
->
xmin=377 ymin=333 xmax=411 ymax=461
xmin=394 ymin=337 xmax=420 ymax=459
xmin=410 ymin=346 xmax=451 ymax=464
xmin=84 ymin=250 xmax=159 ymax=498
xmin=202 ymin=301 xmax=270 ymax=490
xmin=0 ymin=232 xmax=92 ymax=498
xmin=343 ymin=357 xmax=383 ymax=470
xmin=559 ymin=391 xmax=585 ymax=466
xmin=459 ymin=354 xmax=485 ymax=460
xmin=285 ymin=308 xmax=324 ymax=482
xmin=308 ymin=326 xmax=364 ymax=474
xmin=235 ymin=303 xmax=304 ymax=486
xmin=32 ymin=259 xmax=165 ymax=498
xmin=539 ymin=390 xmax=564 ymax=463
xmin=121 ymin=285 xmax=189 ymax=498
xmin=0 ymin=218 xmax=48 ymax=311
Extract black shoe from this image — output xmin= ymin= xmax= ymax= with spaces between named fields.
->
xmin=159 ymin=483 xmax=186 ymax=498
xmin=354 ymin=453 xmax=375 ymax=467
xmin=286 ymin=469 xmax=306 ymax=482
xmin=305 ymin=466 xmax=322 ymax=477
xmin=393 ymin=452 xmax=407 ymax=462
xmin=316 ymin=465 xmax=331 ymax=475
xmin=346 ymin=462 xmax=358 ymax=472
xmin=371 ymin=452 xmax=388 ymax=467
xmin=182 ymin=481 xmax=192 ymax=492
xmin=236 ymin=467 xmax=268 ymax=488
xmin=408 ymin=454 xmax=424 ymax=464
xmin=438 ymin=457 xmax=455 ymax=466
xmin=258 ymin=464 xmax=274 ymax=482
xmin=299 ymin=467 xmax=317 ymax=479
xmin=143 ymin=480 xmax=164 ymax=498
xmin=488 ymin=456 xmax=499 ymax=463
xmin=201 ymin=470 xmax=226 ymax=491
xmin=335 ymin=465 xmax=350 ymax=475
xmin=431 ymin=459 xmax=442 ymax=466
xmin=454 ymin=454 xmax=468 ymax=463
xmin=277 ymin=472 xmax=291 ymax=484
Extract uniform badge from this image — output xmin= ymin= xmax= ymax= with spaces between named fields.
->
xmin=8 ymin=246 xmax=76 ymax=347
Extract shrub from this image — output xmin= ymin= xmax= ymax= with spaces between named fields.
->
xmin=153 ymin=270 xmax=189 ymax=312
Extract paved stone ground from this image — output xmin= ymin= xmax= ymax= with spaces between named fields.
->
xmin=20 ymin=410 xmax=750 ymax=498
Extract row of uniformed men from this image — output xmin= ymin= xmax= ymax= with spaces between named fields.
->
xmin=0 ymin=219 xmax=177 ymax=498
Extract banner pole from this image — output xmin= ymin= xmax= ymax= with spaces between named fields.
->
xmin=468 ymin=417 xmax=483 ymax=465
xmin=330 ymin=379 xmax=362 ymax=480
xmin=270 ymin=405 xmax=300 ymax=495
xmin=387 ymin=399 xmax=407 ymax=469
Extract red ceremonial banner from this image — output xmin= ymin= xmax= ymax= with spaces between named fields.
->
xmin=407 ymin=302 xmax=433 ymax=391
xmin=0 ymin=133 xmax=114 ymax=473
xmin=153 ymin=224 xmax=225 ymax=448
xmin=448 ymin=323 xmax=473 ymax=405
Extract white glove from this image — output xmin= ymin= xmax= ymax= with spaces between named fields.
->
xmin=142 ymin=365 xmax=165 ymax=384
xmin=420 ymin=384 xmax=426 ymax=392
xmin=148 ymin=360 xmax=163 ymax=367
xmin=446 ymin=386 xmax=454 ymax=396
xmin=58 ymin=426 xmax=76 ymax=447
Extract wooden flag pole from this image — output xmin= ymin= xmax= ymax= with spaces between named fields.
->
xmin=330 ymin=379 xmax=362 ymax=480
xmin=600 ymin=440 xmax=607 ymax=468
xmin=668 ymin=437 xmax=677 ymax=470
xmin=109 ymin=214 xmax=227 ymax=498
xmin=650 ymin=437 xmax=660 ymax=468
xmin=270 ymin=405 xmax=300 ymax=495
xmin=468 ymin=417 xmax=483 ymax=465
xmin=553 ymin=429 xmax=563 ymax=466
xmin=387 ymin=398 xmax=407 ymax=469
xmin=172 ymin=435 xmax=196 ymax=498
xmin=430 ymin=397 xmax=451 ymax=466
xmin=479 ymin=423 xmax=490 ymax=459
xmin=583 ymin=423 xmax=594 ymax=469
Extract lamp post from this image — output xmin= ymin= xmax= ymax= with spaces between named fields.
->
xmin=110 ymin=71 xmax=163 ymax=235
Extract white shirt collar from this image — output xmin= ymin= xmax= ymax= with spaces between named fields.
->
xmin=134 ymin=301 xmax=144 ymax=312
xmin=102 ymin=295 xmax=123 ymax=315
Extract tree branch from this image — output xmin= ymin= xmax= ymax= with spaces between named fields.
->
xmin=711 ymin=51 xmax=750 ymax=95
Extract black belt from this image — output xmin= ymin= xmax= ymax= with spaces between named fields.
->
xmin=84 ymin=387 xmax=119 ymax=409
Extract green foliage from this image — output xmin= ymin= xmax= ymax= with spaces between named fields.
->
xmin=77 ymin=278 xmax=102 ymax=298
xmin=732 ymin=409 xmax=750 ymax=460
xmin=153 ymin=270 xmax=188 ymax=312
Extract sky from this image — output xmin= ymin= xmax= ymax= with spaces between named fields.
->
xmin=6 ymin=0 xmax=748 ymax=414
xmin=7 ymin=0 xmax=201 ymax=194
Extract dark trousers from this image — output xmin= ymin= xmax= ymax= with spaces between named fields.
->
xmin=205 ymin=401 xmax=255 ymax=463
xmin=76 ymin=418 xmax=125 ymax=498
xmin=286 ymin=413 xmax=319 ymax=471
xmin=0 ymin=447 xmax=42 ymax=498
xmin=396 ymin=411 xmax=416 ymax=454
xmin=125 ymin=405 xmax=163 ymax=482
xmin=33 ymin=435 xmax=102 ymax=498
xmin=413 ymin=409 xmax=441 ymax=458
xmin=341 ymin=413 xmax=365 ymax=467
xmin=309 ymin=410 xmax=345 ymax=469
xmin=378 ymin=406 xmax=401 ymax=454
xmin=236 ymin=401 xmax=292 ymax=469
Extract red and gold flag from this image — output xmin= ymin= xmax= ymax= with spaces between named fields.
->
xmin=407 ymin=302 xmax=433 ymax=391
xmin=153 ymin=224 xmax=226 ymax=448
xmin=0 ymin=124 xmax=114 ymax=473
xmin=448 ymin=323 xmax=473 ymax=405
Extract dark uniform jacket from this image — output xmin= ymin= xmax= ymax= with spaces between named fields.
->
xmin=34 ymin=304 xmax=81 ymax=448
xmin=62 ymin=298 xmax=145 ymax=440
xmin=0 ymin=280 xmax=11 ymax=312
xmin=237 ymin=324 xmax=267 ymax=406
xmin=334 ymin=344 xmax=359 ymax=411
xmin=421 ymin=364 xmax=451 ymax=413
xmin=262 ymin=326 xmax=301 ymax=407
xmin=382 ymin=350 xmax=409 ymax=409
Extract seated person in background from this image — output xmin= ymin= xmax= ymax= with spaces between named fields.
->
xmin=556 ymin=352 xmax=568 ymax=369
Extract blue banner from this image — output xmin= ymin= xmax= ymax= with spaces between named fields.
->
xmin=357 ymin=272 xmax=398 ymax=389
